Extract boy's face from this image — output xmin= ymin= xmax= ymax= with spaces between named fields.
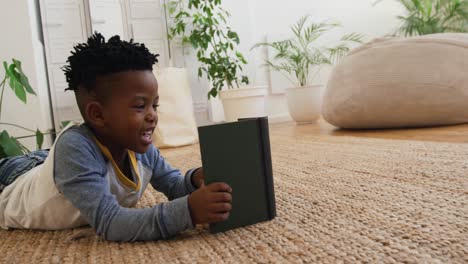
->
xmin=97 ymin=70 xmax=159 ymax=154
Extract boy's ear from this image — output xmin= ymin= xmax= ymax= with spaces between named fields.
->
xmin=85 ymin=101 xmax=106 ymax=128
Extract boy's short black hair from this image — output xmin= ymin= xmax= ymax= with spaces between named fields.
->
xmin=62 ymin=32 xmax=159 ymax=92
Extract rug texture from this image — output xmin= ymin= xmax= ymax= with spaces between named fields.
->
xmin=0 ymin=134 xmax=466 ymax=263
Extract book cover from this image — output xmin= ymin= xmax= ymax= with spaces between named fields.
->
xmin=197 ymin=117 xmax=276 ymax=233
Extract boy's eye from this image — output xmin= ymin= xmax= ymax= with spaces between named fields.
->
xmin=135 ymin=105 xmax=145 ymax=109
xmin=153 ymin=104 xmax=160 ymax=110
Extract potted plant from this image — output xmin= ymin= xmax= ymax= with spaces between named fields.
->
xmin=252 ymin=15 xmax=363 ymax=124
xmin=374 ymin=0 xmax=468 ymax=36
xmin=166 ymin=0 xmax=267 ymax=122
xmin=0 ymin=59 xmax=47 ymax=158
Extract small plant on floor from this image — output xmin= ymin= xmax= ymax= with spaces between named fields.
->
xmin=0 ymin=59 xmax=47 ymax=158
xmin=252 ymin=15 xmax=363 ymax=87
xmin=375 ymin=0 xmax=468 ymax=36
xmin=165 ymin=0 xmax=249 ymax=98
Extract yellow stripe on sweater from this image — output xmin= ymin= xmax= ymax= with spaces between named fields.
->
xmin=94 ymin=138 xmax=141 ymax=191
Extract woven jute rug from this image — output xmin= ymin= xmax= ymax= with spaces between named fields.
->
xmin=0 ymin=133 xmax=467 ymax=263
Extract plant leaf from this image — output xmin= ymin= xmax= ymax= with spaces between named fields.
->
xmin=207 ymin=88 xmax=217 ymax=99
xmin=0 ymin=145 xmax=6 ymax=159
xmin=235 ymin=52 xmax=247 ymax=64
xmin=227 ymin=30 xmax=239 ymax=44
xmin=3 ymin=61 xmax=10 ymax=78
xmin=165 ymin=0 xmax=248 ymax=98
xmin=0 ymin=130 xmax=24 ymax=157
xmin=341 ymin=32 xmax=364 ymax=43
xmin=8 ymin=68 xmax=27 ymax=104
xmin=383 ymin=0 xmax=468 ymax=36
xmin=36 ymin=129 xmax=44 ymax=150
xmin=241 ymin=75 xmax=249 ymax=85
xmin=60 ymin=120 xmax=71 ymax=129
xmin=198 ymin=67 xmax=203 ymax=77
xmin=12 ymin=59 xmax=35 ymax=95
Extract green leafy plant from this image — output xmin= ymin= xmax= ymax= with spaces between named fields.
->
xmin=0 ymin=59 xmax=47 ymax=158
xmin=252 ymin=15 xmax=363 ymax=87
xmin=166 ymin=0 xmax=249 ymax=98
xmin=375 ymin=0 xmax=468 ymax=36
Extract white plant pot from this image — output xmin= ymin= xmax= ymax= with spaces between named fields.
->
xmin=219 ymin=86 xmax=267 ymax=122
xmin=285 ymin=85 xmax=322 ymax=124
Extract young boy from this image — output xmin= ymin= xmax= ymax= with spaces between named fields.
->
xmin=0 ymin=33 xmax=232 ymax=241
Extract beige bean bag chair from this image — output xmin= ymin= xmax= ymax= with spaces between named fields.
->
xmin=153 ymin=67 xmax=198 ymax=148
xmin=322 ymin=33 xmax=468 ymax=129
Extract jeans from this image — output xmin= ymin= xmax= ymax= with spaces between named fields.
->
xmin=0 ymin=150 xmax=49 ymax=192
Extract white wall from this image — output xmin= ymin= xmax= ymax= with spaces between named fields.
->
xmin=185 ymin=0 xmax=404 ymax=123
xmin=0 ymin=1 xmax=52 ymax=149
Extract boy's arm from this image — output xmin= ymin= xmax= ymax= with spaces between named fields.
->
xmin=53 ymin=131 xmax=193 ymax=241
xmin=149 ymin=146 xmax=201 ymax=199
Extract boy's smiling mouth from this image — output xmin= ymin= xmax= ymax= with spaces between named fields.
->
xmin=141 ymin=127 xmax=155 ymax=145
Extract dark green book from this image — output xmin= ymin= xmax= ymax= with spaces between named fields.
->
xmin=198 ymin=117 xmax=276 ymax=233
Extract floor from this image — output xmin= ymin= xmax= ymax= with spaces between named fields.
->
xmin=271 ymin=118 xmax=468 ymax=144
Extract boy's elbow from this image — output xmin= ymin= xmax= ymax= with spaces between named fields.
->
xmin=95 ymin=216 xmax=139 ymax=242
xmin=100 ymin=230 xmax=133 ymax=242
xmin=97 ymin=222 xmax=140 ymax=242
xmin=100 ymin=229 xmax=165 ymax=242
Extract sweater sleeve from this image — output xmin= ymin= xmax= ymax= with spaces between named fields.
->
xmin=53 ymin=129 xmax=193 ymax=241
xmin=149 ymin=146 xmax=198 ymax=200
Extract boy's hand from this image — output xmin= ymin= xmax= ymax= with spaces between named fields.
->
xmin=188 ymin=182 xmax=232 ymax=225
xmin=191 ymin=167 xmax=204 ymax=188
